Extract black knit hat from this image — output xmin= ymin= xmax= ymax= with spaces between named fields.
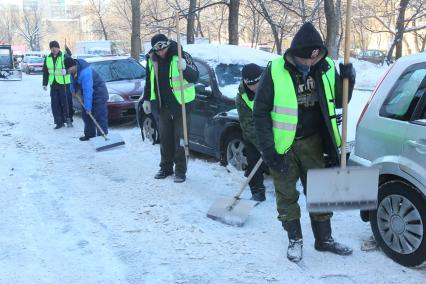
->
xmin=285 ymin=22 xmax=326 ymax=59
xmin=242 ymin=63 xmax=263 ymax=85
xmin=49 ymin=40 xmax=60 ymax=49
xmin=151 ymin=34 xmax=170 ymax=51
xmin=64 ymin=57 xmax=76 ymax=70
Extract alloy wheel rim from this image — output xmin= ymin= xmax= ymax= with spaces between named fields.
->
xmin=377 ymin=194 xmax=423 ymax=255
xmin=143 ymin=118 xmax=155 ymax=142
xmin=226 ymin=138 xmax=247 ymax=171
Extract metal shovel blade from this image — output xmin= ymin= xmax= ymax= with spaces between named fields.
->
xmin=207 ymin=196 xmax=258 ymax=227
xmin=306 ymin=166 xmax=379 ymax=212
xmin=90 ymin=133 xmax=125 ymax=152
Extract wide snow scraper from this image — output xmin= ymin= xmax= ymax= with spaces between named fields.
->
xmin=207 ymin=158 xmax=262 ymax=227
xmin=306 ymin=0 xmax=379 ymax=213
xmin=75 ymin=93 xmax=125 ymax=151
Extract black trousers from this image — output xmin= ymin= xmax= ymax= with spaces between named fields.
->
xmin=50 ymin=84 xmax=73 ymax=125
xmin=244 ymin=141 xmax=265 ymax=194
xmin=159 ymin=107 xmax=190 ymax=174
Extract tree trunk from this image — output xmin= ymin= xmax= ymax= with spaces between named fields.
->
xmin=387 ymin=0 xmax=409 ymax=61
xmin=324 ymin=0 xmax=340 ymax=59
xmin=130 ymin=0 xmax=141 ymax=60
xmin=228 ymin=0 xmax=240 ymax=45
xmin=186 ymin=0 xmax=197 ymax=44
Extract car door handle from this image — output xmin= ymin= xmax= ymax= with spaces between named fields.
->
xmin=407 ymin=140 xmax=426 ymax=153
xmin=208 ymin=104 xmax=218 ymax=109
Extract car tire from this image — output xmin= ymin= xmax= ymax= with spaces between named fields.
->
xmin=370 ymin=180 xmax=426 ymax=267
xmin=26 ymin=67 xmax=30 ymax=75
xmin=141 ymin=114 xmax=159 ymax=144
xmin=222 ymin=131 xmax=247 ymax=171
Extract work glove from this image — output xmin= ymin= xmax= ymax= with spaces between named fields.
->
xmin=143 ymin=100 xmax=151 ymax=114
xmin=339 ymin=63 xmax=356 ymax=81
xmin=261 ymin=146 xmax=288 ymax=173
xmin=43 ymin=85 xmax=47 ymax=91
xmin=177 ymin=58 xmax=187 ymax=71
xmin=61 ymin=68 xmax=67 ymax=76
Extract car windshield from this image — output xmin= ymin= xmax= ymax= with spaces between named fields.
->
xmin=90 ymin=59 xmax=146 ymax=82
xmin=215 ymin=63 xmax=243 ymax=98
xmin=29 ymin=57 xmax=43 ymax=63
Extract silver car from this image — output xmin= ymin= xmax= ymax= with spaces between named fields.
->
xmin=349 ymin=52 xmax=426 ymax=267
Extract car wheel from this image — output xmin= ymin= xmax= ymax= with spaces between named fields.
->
xmin=26 ymin=67 xmax=30 ymax=74
xmin=223 ymin=132 xmax=247 ymax=171
xmin=141 ymin=114 xmax=159 ymax=144
xmin=370 ymin=180 xmax=426 ymax=267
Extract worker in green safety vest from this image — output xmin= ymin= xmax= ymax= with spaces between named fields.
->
xmin=42 ymin=40 xmax=73 ymax=129
xmin=142 ymin=34 xmax=199 ymax=183
xmin=253 ymin=22 xmax=356 ymax=263
xmin=235 ymin=63 xmax=267 ymax=202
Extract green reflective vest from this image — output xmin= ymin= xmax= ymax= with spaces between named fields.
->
xmin=148 ymin=56 xmax=195 ymax=104
xmin=270 ymin=56 xmax=341 ymax=154
xmin=241 ymin=92 xmax=254 ymax=111
xmin=46 ymin=53 xmax=70 ymax=85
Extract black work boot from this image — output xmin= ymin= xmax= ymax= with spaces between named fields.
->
xmin=54 ymin=123 xmax=64 ymax=129
xmin=79 ymin=136 xmax=91 ymax=141
xmin=311 ymin=219 xmax=352 ymax=256
xmin=250 ymin=186 xmax=266 ymax=202
xmin=282 ymin=219 xmax=303 ymax=263
xmin=154 ymin=169 xmax=173 ymax=179
xmin=174 ymin=172 xmax=186 ymax=183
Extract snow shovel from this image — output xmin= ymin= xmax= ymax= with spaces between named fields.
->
xmin=306 ymin=0 xmax=379 ymax=212
xmin=175 ymin=13 xmax=190 ymax=164
xmin=207 ymin=158 xmax=263 ymax=227
xmin=74 ymin=92 xmax=125 ymax=151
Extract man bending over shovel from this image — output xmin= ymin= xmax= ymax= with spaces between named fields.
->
xmin=253 ymin=22 xmax=356 ymax=263
xmin=64 ymin=57 xmax=109 ymax=141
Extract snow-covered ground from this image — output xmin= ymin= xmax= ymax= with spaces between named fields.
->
xmin=0 ymin=64 xmax=425 ymax=284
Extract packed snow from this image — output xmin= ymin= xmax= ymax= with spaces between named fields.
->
xmin=0 ymin=57 xmax=425 ymax=284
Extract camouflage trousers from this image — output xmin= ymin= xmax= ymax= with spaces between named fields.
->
xmin=270 ymin=133 xmax=333 ymax=223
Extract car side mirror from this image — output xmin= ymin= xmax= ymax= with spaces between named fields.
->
xmin=195 ymin=83 xmax=211 ymax=96
xmin=195 ymin=83 xmax=206 ymax=93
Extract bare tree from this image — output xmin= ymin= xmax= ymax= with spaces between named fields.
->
xmin=88 ymin=0 xmax=110 ymax=40
xmin=248 ymin=0 xmax=294 ymax=54
xmin=131 ymin=0 xmax=142 ymax=60
xmin=0 ymin=6 xmax=16 ymax=44
xmin=228 ymin=0 xmax=240 ymax=44
xmin=187 ymin=0 xmax=197 ymax=43
xmin=324 ymin=0 xmax=341 ymax=59
xmin=15 ymin=8 xmax=43 ymax=51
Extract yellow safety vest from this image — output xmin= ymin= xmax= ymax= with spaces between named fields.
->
xmin=148 ymin=56 xmax=195 ymax=104
xmin=241 ymin=92 xmax=254 ymax=111
xmin=270 ymin=56 xmax=341 ymax=154
xmin=46 ymin=53 xmax=70 ymax=85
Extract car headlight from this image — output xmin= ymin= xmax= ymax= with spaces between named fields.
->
xmin=108 ymin=93 xmax=124 ymax=102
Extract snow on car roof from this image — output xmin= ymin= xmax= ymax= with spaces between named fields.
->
xmin=183 ymin=44 xmax=279 ymax=67
xmin=85 ymin=56 xmax=131 ymax=63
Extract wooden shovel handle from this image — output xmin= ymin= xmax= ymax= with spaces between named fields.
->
xmin=340 ymin=0 xmax=353 ymax=169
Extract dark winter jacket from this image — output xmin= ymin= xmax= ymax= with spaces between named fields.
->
xmin=42 ymin=50 xmax=72 ymax=87
xmin=143 ymin=40 xmax=199 ymax=116
xmin=69 ymin=59 xmax=108 ymax=112
xmin=253 ymin=23 xmax=355 ymax=166
xmin=235 ymin=82 xmax=259 ymax=150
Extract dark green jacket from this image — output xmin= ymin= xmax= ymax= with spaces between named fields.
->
xmin=235 ymin=82 xmax=259 ymax=150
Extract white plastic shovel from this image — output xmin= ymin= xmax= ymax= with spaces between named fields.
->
xmin=306 ymin=0 xmax=379 ymax=212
